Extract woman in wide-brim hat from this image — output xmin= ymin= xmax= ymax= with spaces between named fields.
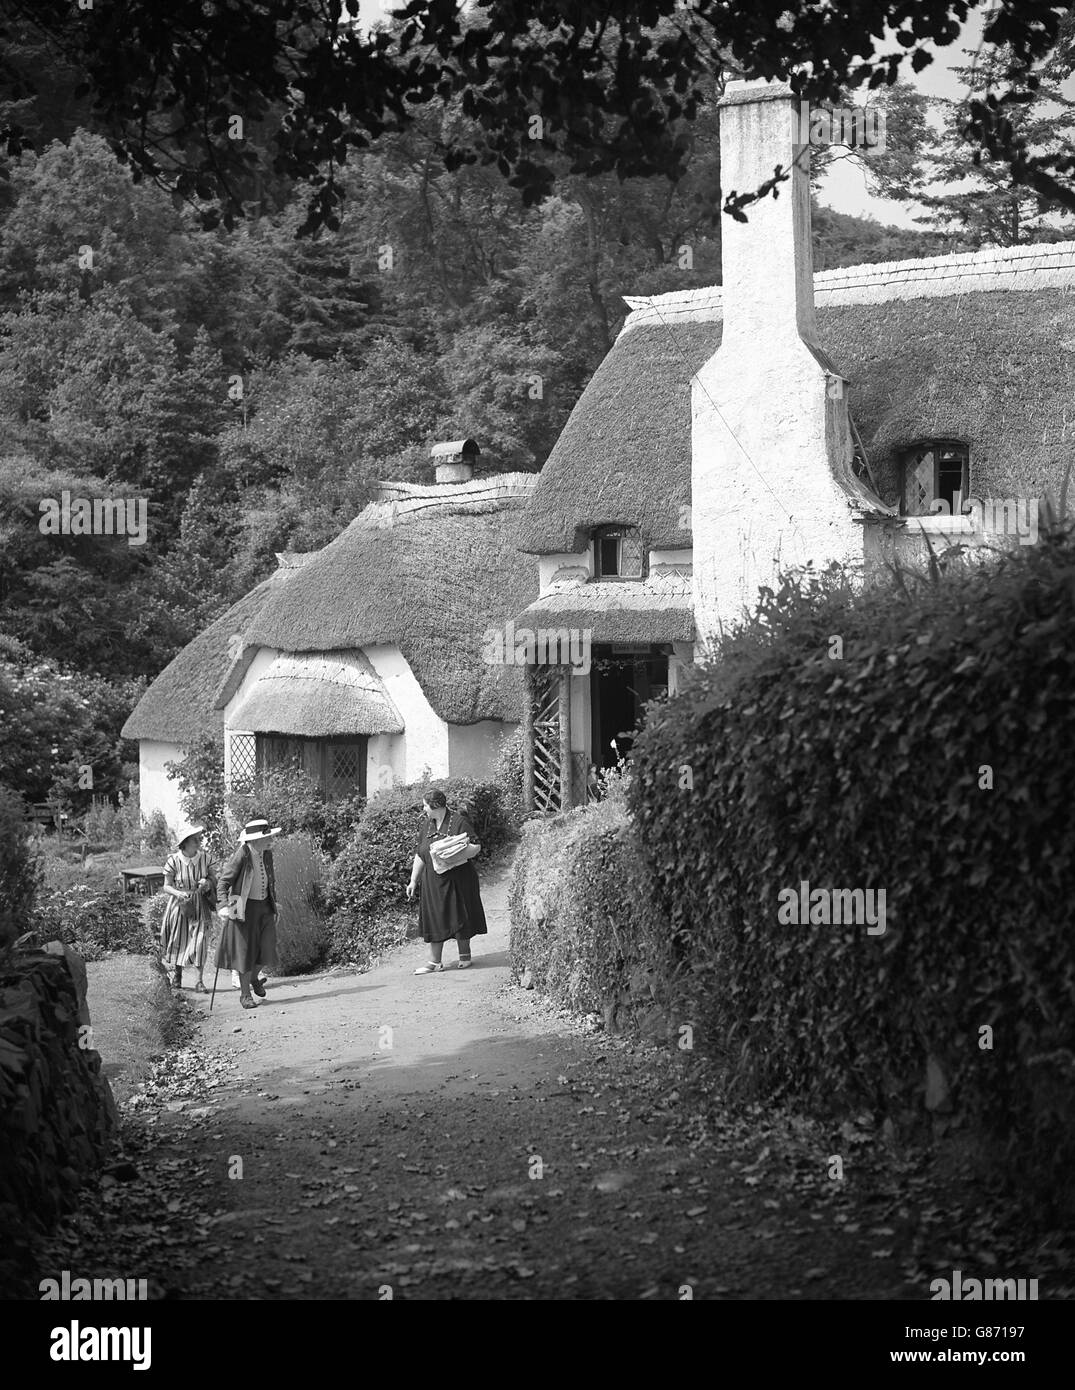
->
xmin=160 ymin=823 xmax=217 ymax=992
xmin=215 ymin=817 xmax=282 ymax=1010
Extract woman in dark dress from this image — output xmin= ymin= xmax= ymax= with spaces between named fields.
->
xmin=406 ymin=790 xmax=487 ymax=973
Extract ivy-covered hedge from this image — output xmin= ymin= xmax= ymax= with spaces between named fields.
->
xmin=509 ymin=794 xmax=671 ymax=1032
xmin=629 ymin=533 xmax=1075 ymax=1196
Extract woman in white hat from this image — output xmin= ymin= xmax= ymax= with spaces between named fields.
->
xmin=215 ymin=817 xmax=282 ymax=1010
xmin=160 ymin=824 xmax=217 ymax=991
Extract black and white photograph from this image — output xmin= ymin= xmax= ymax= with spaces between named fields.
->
xmin=0 ymin=0 xmax=1072 ymax=1359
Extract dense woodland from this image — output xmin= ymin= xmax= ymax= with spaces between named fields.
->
xmin=0 ymin=10 xmax=1071 ymax=809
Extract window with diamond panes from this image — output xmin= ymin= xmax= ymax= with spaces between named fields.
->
xmin=900 ymin=443 xmax=969 ymax=516
xmin=327 ymin=741 xmax=362 ymax=798
xmin=229 ymin=733 xmax=256 ymax=792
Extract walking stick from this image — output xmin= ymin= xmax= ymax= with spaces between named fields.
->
xmin=209 ymin=909 xmax=232 ymax=1012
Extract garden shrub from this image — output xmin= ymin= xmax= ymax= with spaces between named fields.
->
xmin=32 ymin=883 xmax=152 ymax=961
xmin=0 ymin=638 xmax=139 ymax=810
xmin=509 ymin=795 xmax=671 ymax=1028
xmin=492 ymin=726 xmax=525 ymax=826
xmin=324 ymin=783 xmax=426 ymax=924
xmin=0 ymin=785 xmax=41 ymax=948
xmin=438 ymin=776 xmax=518 ymax=857
xmin=166 ymin=733 xmax=226 ymax=858
xmin=80 ymin=801 xmax=119 ymax=846
xmin=629 ymin=531 xmax=1075 ymax=1201
xmin=142 ymin=890 xmax=168 ymax=946
xmin=113 ymin=788 xmax=144 ymax=851
xmin=227 ymin=764 xmax=365 ymax=858
xmin=141 ymin=809 xmax=171 ymax=855
xmin=270 ymin=832 xmax=329 ymax=975
xmin=323 ymin=774 xmax=516 ymax=967
xmin=327 ymin=907 xmax=411 ymax=972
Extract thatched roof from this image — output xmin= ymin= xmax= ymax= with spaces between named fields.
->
xmin=244 ymin=474 xmax=539 ymax=725
xmin=516 ymin=576 xmax=694 ymax=645
xmin=121 ymin=571 xmax=296 ymax=745
xmin=817 ymin=289 xmax=1075 ymax=503
xmin=230 ymin=652 xmax=404 ymax=736
xmin=517 ymin=243 xmax=1075 ymax=555
xmin=514 ymin=320 xmax=705 ymax=556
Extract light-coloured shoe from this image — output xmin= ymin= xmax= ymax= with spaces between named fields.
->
xmin=413 ymin=962 xmax=443 ymax=975
xmin=457 ymin=959 xmax=473 ymax=970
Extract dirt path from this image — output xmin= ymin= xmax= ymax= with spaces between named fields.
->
xmin=36 ymin=869 xmax=1026 ymax=1301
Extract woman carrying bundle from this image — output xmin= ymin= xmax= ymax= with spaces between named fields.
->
xmin=406 ymin=789 xmax=487 ymax=974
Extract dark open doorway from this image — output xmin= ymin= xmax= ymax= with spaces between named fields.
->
xmin=589 ymin=644 xmax=669 ymax=770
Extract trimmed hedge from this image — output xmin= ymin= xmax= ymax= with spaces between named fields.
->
xmin=509 ymin=794 xmax=671 ymax=1032
xmin=630 ymin=533 xmax=1075 ymax=1198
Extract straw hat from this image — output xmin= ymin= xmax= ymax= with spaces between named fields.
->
xmin=239 ymin=817 xmax=282 ymax=846
xmin=175 ymin=822 xmax=205 ymax=850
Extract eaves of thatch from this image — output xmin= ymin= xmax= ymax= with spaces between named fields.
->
xmin=229 ymin=651 xmax=404 ymax=737
xmin=243 ymin=477 xmax=539 ymax=726
xmin=516 ymin=242 xmax=1075 ymax=555
xmin=121 ymin=570 xmax=296 ymax=746
xmin=515 ymin=575 xmax=694 ymax=645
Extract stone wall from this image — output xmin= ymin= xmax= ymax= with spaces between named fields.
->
xmin=0 ymin=949 xmax=116 ymax=1296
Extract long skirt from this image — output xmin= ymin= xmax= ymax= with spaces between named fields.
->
xmin=419 ymin=860 xmax=488 ymax=945
xmin=160 ymin=900 xmax=211 ymax=970
xmin=214 ymin=899 xmax=279 ymax=974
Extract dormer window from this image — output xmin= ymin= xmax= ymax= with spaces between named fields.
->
xmin=593 ymin=525 xmax=644 ymax=580
xmin=900 ymin=442 xmax=969 ymax=516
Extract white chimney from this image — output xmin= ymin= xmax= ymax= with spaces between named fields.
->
xmin=431 ymin=438 xmax=480 ymax=483
xmin=691 ymin=79 xmax=884 ymax=650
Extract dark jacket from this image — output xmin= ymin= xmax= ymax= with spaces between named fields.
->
xmin=219 ymin=844 xmax=278 ymax=919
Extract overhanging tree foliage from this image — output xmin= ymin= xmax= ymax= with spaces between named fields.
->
xmin=1 ymin=0 xmax=1073 ymax=233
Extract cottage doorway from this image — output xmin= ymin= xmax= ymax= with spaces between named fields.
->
xmin=589 ymin=644 xmax=669 ymax=770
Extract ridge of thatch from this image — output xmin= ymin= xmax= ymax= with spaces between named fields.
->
xmin=618 ymin=239 xmax=1075 ymax=333
xmin=230 ymin=651 xmax=405 ymax=737
xmin=516 ymin=285 xmax=1075 ymax=554
xmin=121 ymin=572 xmax=292 ymax=745
xmin=244 ymin=498 xmax=538 ymax=725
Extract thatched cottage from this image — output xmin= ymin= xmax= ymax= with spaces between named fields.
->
xmin=123 ymin=459 xmax=537 ymax=832
xmin=511 ymin=78 xmax=1075 ymax=811
xmin=126 ymin=78 xmax=1075 ymax=830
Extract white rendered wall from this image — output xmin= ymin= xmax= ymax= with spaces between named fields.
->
xmin=649 ymin=547 xmax=693 ymax=571
xmin=364 ymin=643 xmax=450 ymax=782
xmin=366 ymin=732 xmax=405 ymax=797
xmin=539 ymin=551 xmax=592 ymax=593
xmin=448 ymin=719 xmax=517 ymax=778
xmin=139 ymin=740 xmax=186 ymax=837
